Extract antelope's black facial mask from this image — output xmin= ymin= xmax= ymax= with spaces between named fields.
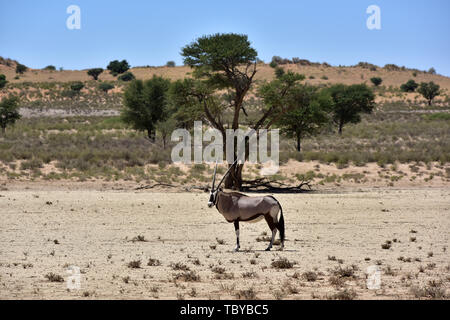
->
xmin=208 ymin=191 xmax=216 ymax=207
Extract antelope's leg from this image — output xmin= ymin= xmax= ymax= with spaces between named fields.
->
xmin=234 ymin=220 xmax=240 ymax=252
xmin=264 ymin=214 xmax=277 ymax=251
xmin=267 ymin=229 xmax=278 ymax=251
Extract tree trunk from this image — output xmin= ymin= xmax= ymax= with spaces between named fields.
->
xmin=338 ymin=121 xmax=343 ymax=135
xmin=428 ymin=99 xmax=432 ymax=106
xmin=296 ymin=132 xmax=301 ymax=152
xmin=162 ymin=135 xmax=166 ymax=149
xmin=147 ymin=129 xmax=155 ymax=142
xmin=224 ymin=163 xmax=243 ymax=190
xmin=1 ymin=126 xmax=5 ymax=135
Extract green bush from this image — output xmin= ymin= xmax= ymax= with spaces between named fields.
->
xmin=418 ymin=82 xmax=440 ymax=106
xmin=269 ymin=61 xmax=278 ymax=68
xmin=0 ymin=74 xmax=7 ymax=89
xmin=98 ymin=82 xmax=114 ymax=93
xmin=87 ymin=68 xmax=103 ymax=80
xmin=118 ymin=72 xmax=135 ymax=82
xmin=400 ymin=79 xmax=418 ymax=92
xmin=70 ymin=81 xmax=84 ymax=93
xmin=370 ymin=77 xmax=382 ymax=86
xmin=15 ymin=63 xmax=28 ymax=74
xmin=422 ymin=113 xmax=450 ymax=121
xmin=107 ymin=60 xmax=130 ymax=75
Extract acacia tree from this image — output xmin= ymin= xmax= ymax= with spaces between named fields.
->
xmin=70 ymin=81 xmax=84 ymax=93
xmin=121 ymin=76 xmax=170 ymax=141
xmin=87 ymin=68 xmax=103 ymax=80
xmin=0 ymin=74 xmax=7 ymax=89
xmin=400 ymin=79 xmax=418 ymax=92
xmin=276 ymin=86 xmax=331 ymax=151
xmin=0 ymin=96 xmax=21 ymax=134
xmin=370 ymin=77 xmax=382 ymax=87
xmin=107 ymin=60 xmax=130 ymax=76
xmin=418 ymin=81 xmax=440 ymax=106
xmin=155 ymin=117 xmax=177 ymax=149
xmin=15 ymin=63 xmax=27 ymax=74
xmin=178 ymin=33 xmax=304 ymax=189
xmin=180 ymin=33 xmax=258 ymax=189
xmin=326 ymin=84 xmax=375 ymax=135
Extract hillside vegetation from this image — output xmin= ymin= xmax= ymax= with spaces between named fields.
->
xmin=0 ymin=55 xmax=449 ymax=188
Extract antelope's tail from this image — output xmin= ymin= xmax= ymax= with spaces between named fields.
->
xmin=268 ymin=196 xmax=285 ymax=243
xmin=278 ymin=203 xmax=285 ymax=243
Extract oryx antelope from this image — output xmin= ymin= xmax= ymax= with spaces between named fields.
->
xmin=207 ymin=161 xmax=285 ymax=251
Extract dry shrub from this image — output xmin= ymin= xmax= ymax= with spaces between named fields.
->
xmin=271 ymin=258 xmax=295 ymax=269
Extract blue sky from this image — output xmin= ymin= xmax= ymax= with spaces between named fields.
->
xmin=1 ymin=0 xmax=449 ymax=75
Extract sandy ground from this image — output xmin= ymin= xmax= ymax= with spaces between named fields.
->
xmin=0 ymin=187 xmax=449 ymax=300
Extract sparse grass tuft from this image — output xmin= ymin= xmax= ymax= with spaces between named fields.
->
xmin=127 ymin=260 xmax=141 ymax=269
xmin=329 ymin=288 xmax=357 ymax=300
xmin=411 ymin=280 xmax=446 ymax=299
xmin=131 ymin=235 xmax=147 ymax=242
xmin=235 ymin=287 xmax=257 ymax=300
xmin=173 ymin=271 xmax=200 ymax=282
xmin=331 ymin=265 xmax=357 ymax=278
xmin=170 ymin=262 xmax=190 ymax=271
xmin=271 ymin=258 xmax=295 ymax=269
xmin=45 ymin=272 xmax=64 ymax=282
xmin=302 ymin=271 xmax=318 ymax=282
xmin=147 ymin=258 xmax=161 ymax=266
xmin=242 ymin=271 xmax=258 ymax=279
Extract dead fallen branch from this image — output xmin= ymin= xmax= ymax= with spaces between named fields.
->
xmin=135 ymin=183 xmax=177 ymax=190
xmin=135 ymin=183 xmax=210 ymax=192
xmin=241 ymin=178 xmax=313 ymax=193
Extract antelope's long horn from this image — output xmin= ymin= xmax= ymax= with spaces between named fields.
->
xmin=216 ymin=158 xmax=238 ymax=189
xmin=211 ymin=159 xmax=218 ymax=190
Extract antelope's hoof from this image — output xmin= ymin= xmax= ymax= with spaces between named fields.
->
xmin=234 ymin=247 xmax=240 ymax=252
xmin=265 ymin=247 xmax=271 ymax=251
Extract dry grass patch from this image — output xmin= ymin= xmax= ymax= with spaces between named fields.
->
xmin=170 ymin=262 xmax=190 ymax=271
xmin=45 ymin=272 xmax=64 ymax=282
xmin=411 ymin=280 xmax=446 ymax=299
xmin=330 ymin=265 xmax=358 ymax=278
xmin=302 ymin=271 xmax=318 ymax=282
xmin=329 ymin=288 xmax=358 ymax=300
xmin=173 ymin=271 xmax=201 ymax=282
xmin=147 ymin=258 xmax=161 ymax=266
xmin=127 ymin=260 xmax=141 ymax=269
xmin=242 ymin=271 xmax=258 ymax=279
xmin=271 ymin=258 xmax=295 ymax=269
xmin=235 ymin=287 xmax=257 ymax=300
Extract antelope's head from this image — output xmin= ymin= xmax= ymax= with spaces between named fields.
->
xmin=207 ymin=160 xmax=235 ymax=208
xmin=208 ymin=161 xmax=218 ymax=208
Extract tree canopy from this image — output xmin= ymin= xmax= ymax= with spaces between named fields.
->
xmin=15 ymin=63 xmax=27 ymax=74
xmin=0 ymin=96 xmax=21 ymax=134
xmin=276 ymin=85 xmax=331 ymax=151
xmin=70 ymin=81 xmax=84 ymax=93
xmin=87 ymin=68 xmax=103 ymax=80
xmin=107 ymin=60 xmax=130 ymax=75
xmin=0 ymin=74 xmax=7 ymax=89
xmin=418 ymin=81 xmax=440 ymax=105
xmin=370 ymin=77 xmax=382 ymax=86
xmin=326 ymin=84 xmax=375 ymax=135
xmin=400 ymin=79 xmax=419 ymax=92
xmin=121 ymin=76 xmax=171 ymax=141
xmin=118 ymin=72 xmax=135 ymax=82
